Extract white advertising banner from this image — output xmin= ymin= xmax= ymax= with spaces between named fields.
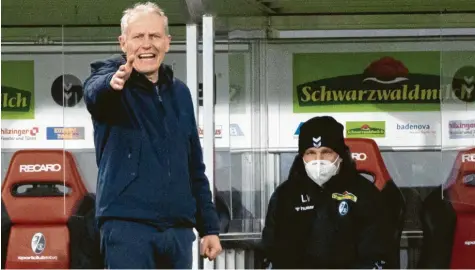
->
xmin=2 ymin=41 xmax=474 ymax=152
xmin=266 ymin=41 xmax=475 ymax=150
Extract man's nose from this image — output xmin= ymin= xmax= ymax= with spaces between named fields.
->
xmin=141 ymin=37 xmax=152 ymax=48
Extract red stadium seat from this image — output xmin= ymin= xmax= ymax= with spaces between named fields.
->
xmin=418 ymin=147 xmax=475 ymax=269
xmin=445 ymin=148 xmax=475 ymax=269
xmin=344 ymin=138 xmax=392 ymax=191
xmin=1 ymin=150 xmax=87 ymax=269
xmin=344 ymin=138 xmax=406 ymax=269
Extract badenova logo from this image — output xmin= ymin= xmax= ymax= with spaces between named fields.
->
xmin=1 ymin=61 xmax=35 ymax=119
xmin=346 ymin=121 xmax=386 ymax=138
xmin=396 ymin=123 xmax=434 ymax=134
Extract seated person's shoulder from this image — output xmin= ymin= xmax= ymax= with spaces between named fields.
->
xmin=351 ymin=174 xmax=384 ymax=204
xmin=276 ymin=178 xmax=299 ymax=193
xmin=269 ymin=180 xmax=295 ymax=201
xmin=354 ymin=173 xmax=380 ymax=191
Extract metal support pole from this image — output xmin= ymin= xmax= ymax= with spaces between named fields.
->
xmin=186 ymin=23 xmax=200 ymax=270
xmin=202 ymin=14 xmax=215 ymax=270
xmin=187 ymin=24 xmax=199 ymax=119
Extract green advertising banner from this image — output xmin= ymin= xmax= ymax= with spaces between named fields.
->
xmin=1 ymin=61 xmax=35 ymax=119
xmin=293 ymin=51 xmax=457 ymax=113
xmin=346 ymin=121 xmax=386 ymax=138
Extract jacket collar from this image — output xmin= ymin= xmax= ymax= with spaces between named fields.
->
xmin=119 ymin=54 xmax=174 ymax=92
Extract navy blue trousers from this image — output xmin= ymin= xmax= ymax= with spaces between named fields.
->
xmin=100 ymin=219 xmax=196 ymax=269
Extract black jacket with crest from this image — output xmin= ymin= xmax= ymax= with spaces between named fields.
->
xmin=261 ymin=154 xmax=392 ymax=269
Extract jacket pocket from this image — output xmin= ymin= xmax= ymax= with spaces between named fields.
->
xmin=115 ymin=129 xmax=142 ymax=198
xmin=98 ymin=128 xmax=142 ymax=205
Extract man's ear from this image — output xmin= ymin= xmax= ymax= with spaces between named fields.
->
xmin=164 ymin=35 xmax=172 ymax=53
xmin=119 ymin=35 xmax=127 ymax=53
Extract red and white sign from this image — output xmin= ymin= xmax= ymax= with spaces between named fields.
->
xmin=198 ymin=125 xmax=223 ymax=138
xmin=1 ymin=127 xmax=39 ymax=141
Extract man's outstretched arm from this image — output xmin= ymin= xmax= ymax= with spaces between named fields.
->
xmin=83 ymin=55 xmax=132 ymax=121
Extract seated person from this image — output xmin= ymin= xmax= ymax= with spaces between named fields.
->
xmin=261 ymin=116 xmax=391 ymax=269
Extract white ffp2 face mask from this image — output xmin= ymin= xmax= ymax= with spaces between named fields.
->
xmin=304 ymin=157 xmax=340 ymax=186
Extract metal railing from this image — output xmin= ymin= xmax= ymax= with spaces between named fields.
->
xmin=216 ymin=231 xmax=423 ymax=269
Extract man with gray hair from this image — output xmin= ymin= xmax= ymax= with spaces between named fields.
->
xmin=83 ymin=2 xmax=222 ymax=268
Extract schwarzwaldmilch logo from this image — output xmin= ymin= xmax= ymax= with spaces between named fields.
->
xmin=297 ymin=56 xmax=441 ymax=106
xmin=345 ymin=121 xmax=386 ymax=138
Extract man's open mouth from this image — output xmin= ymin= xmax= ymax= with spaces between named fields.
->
xmin=138 ymin=53 xmax=156 ymax=59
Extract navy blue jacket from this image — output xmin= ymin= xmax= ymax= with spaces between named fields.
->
xmin=83 ymin=54 xmax=220 ymax=237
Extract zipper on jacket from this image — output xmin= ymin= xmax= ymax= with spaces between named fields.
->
xmin=154 ymin=85 xmax=169 ymax=135
xmin=167 ymin=159 xmax=171 ymax=177
xmin=154 ymin=85 xmax=171 ymax=178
